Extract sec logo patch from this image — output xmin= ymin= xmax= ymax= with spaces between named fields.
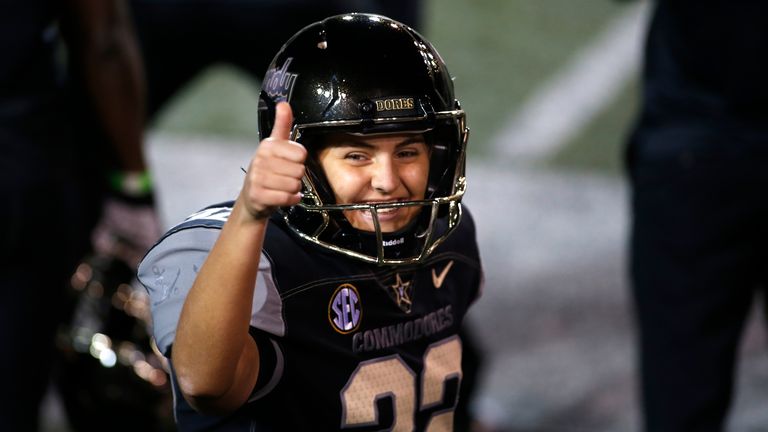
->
xmin=328 ymin=284 xmax=362 ymax=334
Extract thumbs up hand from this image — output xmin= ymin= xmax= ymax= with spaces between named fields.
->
xmin=240 ymin=102 xmax=307 ymax=221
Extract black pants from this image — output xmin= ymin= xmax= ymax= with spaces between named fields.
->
xmin=627 ymin=122 xmax=768 ymax=432
xmin=0 ymin=95 xmax=101 ymax=431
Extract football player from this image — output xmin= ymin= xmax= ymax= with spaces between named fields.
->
xmin=138 ymin=13 xmax=483 ymax=431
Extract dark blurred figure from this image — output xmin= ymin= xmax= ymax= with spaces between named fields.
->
xmin=626 ymin=1 xmax=768 ymax=431
xmin=0 ymin=1 xmax=161 ymax=431
xmin=129 ymin=0 xmax=423 ymax=117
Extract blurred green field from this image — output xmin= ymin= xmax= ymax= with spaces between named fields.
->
xmin=151 ymin=0 xmax=636 ymax=175
xmin=550 ymin=76 xmax=639 ymax=175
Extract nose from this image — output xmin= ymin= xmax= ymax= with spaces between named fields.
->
xmin=371 ymin=156 xmax=399 ymax=194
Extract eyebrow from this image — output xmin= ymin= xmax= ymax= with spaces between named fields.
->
xmin=330 ymin=135 xmax=425 ymax=149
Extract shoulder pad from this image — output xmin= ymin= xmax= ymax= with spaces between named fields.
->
xmin=165 ymin=201 xmax=235 ymax=238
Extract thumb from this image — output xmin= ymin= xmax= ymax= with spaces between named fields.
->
xmin=270 ymin=101 xmax=294 ymax=140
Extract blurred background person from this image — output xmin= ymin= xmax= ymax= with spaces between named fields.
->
xmin=0 ymin=1 xmax=160 ymax=431
xmin=626 ymin=1 xmax=768 ymax=431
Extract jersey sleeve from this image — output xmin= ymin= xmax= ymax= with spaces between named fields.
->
xmin=137 ymin=225 xmax=220 ymax=356
xmin=137 ymin=208 xmax=287 ymax=356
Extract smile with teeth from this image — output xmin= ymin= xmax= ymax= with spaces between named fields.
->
xmin=343 ymin=200 xmax=420 ymax=232
xmin=360 ymin=206 xmax=400 ymax=219
xmin=364 ymin=206 xmax=398 ymax=214
xmin=348 ymin=200 xmax=410 ymax=223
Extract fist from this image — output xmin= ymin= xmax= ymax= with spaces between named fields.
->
xmin=241 ymin=102 xmax=307 ymax=220
xmin=92 ymin=198 xmax=162 ymax=269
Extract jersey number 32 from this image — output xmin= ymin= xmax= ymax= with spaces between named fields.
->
xmin=340 ymin=336 xmax=462 ymax=431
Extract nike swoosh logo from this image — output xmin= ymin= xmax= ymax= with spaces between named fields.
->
xmin=432 ymin=260 xmax=454 ymax=289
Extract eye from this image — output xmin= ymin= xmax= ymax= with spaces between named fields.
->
xmin=344 ymin=152 xmax=369 ymax=162
xmin=396 ymin=147 xmax=422 ymax=159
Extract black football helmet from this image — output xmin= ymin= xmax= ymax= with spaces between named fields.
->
xmin=258 ymin=13 xmax=469 ymax=265
xmin=55 ymin=254 xmax=174 ymax=432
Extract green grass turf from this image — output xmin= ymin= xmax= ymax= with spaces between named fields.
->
xmin=548 ymin=75 xmax=640 ymax=176
xmin=423 ymin=0 xmax=630 ymax=159
xmin=151 ymin=64 xmax=262 ymax=139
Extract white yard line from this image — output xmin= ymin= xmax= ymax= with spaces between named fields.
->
xmin=491 ymin=2 xmax=650 ymax=164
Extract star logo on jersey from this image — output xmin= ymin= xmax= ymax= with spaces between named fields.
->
xmin=389 ymin=273 xmax=414 ymax=313
xmin=328 ymin=284 xmax=362 ymax=334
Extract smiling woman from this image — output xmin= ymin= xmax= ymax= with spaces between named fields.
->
xmin=138 ymin=13 xmax=483 ymax=432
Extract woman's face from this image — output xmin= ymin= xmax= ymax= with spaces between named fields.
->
xmin=317 ymin=133 xmax=430 ymax=233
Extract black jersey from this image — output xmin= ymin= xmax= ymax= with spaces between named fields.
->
xmin=138 ymin=202 xmax=483 ymax=431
